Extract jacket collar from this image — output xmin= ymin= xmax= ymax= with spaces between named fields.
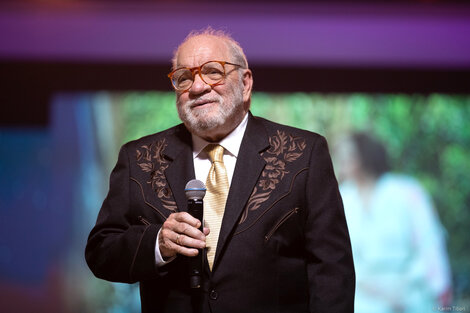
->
xmin=213 ymin=112 xmax=270 ymax=270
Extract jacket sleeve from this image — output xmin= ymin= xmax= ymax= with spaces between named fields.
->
xmin=85 ymin=144 xmax=161 ymax=283
xmin=304 ymin=136 xmax=356 ymax=313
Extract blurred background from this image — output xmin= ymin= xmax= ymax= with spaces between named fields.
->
xmin=1 ymin=0 xmax=470 ymax=312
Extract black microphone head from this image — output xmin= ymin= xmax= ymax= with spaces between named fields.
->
xmin=185 ymin=179 xmax=206 ymax=200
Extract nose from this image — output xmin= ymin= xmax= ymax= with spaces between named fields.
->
xmin=189 ymin=72 xmax=211 ymax=95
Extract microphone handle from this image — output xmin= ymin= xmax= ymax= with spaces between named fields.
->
xmin=187 ymin=198 xmax=204 ymax=288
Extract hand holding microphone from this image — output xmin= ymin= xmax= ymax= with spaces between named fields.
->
xmin=158 ymin=180 xmax=209 ymax=260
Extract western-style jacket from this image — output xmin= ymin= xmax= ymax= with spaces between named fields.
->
xmin=85 ymin=113 xmax=355 ymax=313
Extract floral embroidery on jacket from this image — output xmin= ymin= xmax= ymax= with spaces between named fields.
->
xmin=136 ymin=139 xmax=177 ymax=212
xmin=239 ymin=130 xmax=306 ymax=224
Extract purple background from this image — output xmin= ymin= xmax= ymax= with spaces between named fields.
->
xmin=1 ymin=2 xmax=470 ymax=68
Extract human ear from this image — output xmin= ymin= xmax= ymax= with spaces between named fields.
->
xmin=241 ymin=69 xmax=253 ymax=103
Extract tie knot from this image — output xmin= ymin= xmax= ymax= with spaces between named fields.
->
xmin=206 ymin=144 xmax=224 ymax=163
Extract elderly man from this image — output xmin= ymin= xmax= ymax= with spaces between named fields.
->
xmin=85 ymin=28 xmax=355 ymax=313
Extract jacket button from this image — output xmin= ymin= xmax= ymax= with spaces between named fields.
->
xmin=210 ymin=289 xmax=218 ymax=300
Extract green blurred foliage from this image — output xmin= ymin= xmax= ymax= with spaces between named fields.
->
xmin=115 ymin=92 xmax=179 ymax=144
xmin=118 ymin=91 xmax=470 ymax=302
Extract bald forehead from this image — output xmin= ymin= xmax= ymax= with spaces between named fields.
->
xmin=175 ymin=35 xmax=232 ymax=68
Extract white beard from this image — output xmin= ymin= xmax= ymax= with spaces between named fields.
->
xmin=176 ymin=82 xmax=245 ymax=137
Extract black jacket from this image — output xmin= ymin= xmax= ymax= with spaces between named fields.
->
xmin=85 ymin=113 xmax=355 ymax=313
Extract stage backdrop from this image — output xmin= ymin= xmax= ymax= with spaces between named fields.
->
xmin=1 ymin=91 xmax=469 ymax=312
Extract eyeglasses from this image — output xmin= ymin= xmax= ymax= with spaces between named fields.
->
xmin=168 ymin=60 xmax=243 ymax=92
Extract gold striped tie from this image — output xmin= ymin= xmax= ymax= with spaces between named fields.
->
xmin=204 ymin=144 xmax=229 ymax=270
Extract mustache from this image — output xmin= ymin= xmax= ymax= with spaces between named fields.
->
xmin=186 ymin=96 xmax=221 ymax=108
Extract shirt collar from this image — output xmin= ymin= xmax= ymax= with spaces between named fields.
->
xmin=192 ymin=113 xmax=249 ymax=159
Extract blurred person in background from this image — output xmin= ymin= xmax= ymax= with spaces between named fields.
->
xmin=334 ymin=132 xmax=452 ymax=313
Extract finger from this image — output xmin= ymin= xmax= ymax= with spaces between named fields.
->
xmin=159 ymin=229 xmax=201 ymax=258
xmin=203 ymin=227 xmax=210 ymax=236
xmin=167 ymin=239 xmax=200 ymax=257
xmin=174 ymin=222 xmax=205 ymax=241
xmin=176 ymin=233 xmax=206 ymax=249
xmin=163 ymin=213 xmax=196 ymax=231
xmin=161 ymin=228 xmax=205 ymax=249
xmin=173 ymin=212 xmax=202 ymax=228
xmin=175 ymin=245 xmax=200 ymax=257
xmin=162 ymin=213 xmax=201 ymax=235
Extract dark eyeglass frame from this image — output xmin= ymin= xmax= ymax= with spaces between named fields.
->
xmin=168 ymin=60 xmax=243 ymax=92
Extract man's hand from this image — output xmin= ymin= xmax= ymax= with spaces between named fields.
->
xmin=159 ymin=212 xmax=210 ymax=259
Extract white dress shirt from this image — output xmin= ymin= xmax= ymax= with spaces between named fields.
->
xmin=154 ymin=113 xmax=249 ymax=265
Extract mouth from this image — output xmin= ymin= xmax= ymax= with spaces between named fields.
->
xmin=191 ymin=98 xmax=218 ymax=108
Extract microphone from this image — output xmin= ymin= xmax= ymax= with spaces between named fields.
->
xmin=184 ymin=179 xmax=206 ymax=289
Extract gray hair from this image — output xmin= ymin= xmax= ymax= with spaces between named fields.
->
xmin=171 ymin=27 xmax=249 ymax=70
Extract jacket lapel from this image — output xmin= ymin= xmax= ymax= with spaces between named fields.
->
xmin=213 ymin=114 xmax=269 ymax=269
xmin=163 ymin=124 xmax=195 ymax=213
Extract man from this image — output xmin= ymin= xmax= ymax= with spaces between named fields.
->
xmin=85 ymin=28 xmax=355 ymax=313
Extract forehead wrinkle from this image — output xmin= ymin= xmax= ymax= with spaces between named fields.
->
xmin=176 ymin=37 xmax=230 ymax=68
xmin=178 ymin=50 xmax=212 ymax=68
